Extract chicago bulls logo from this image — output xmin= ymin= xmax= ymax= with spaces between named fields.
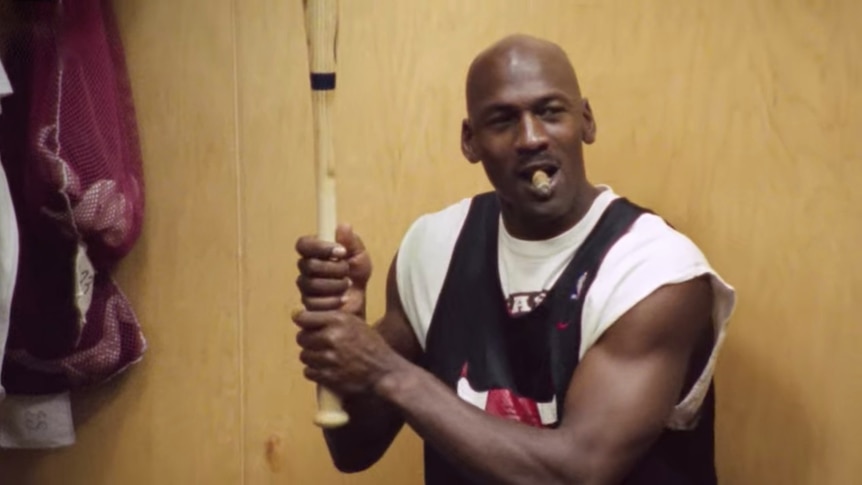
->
xmin=455 ymin=363 xmax=557 ymax=427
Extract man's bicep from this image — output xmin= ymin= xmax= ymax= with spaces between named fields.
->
xmin=372 ymin=253 xmax=423 ymax=364
xmin=559 ymin=276 xmax=714 ymax=483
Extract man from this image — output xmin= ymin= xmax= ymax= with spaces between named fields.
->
xmin=292 ymin=34 xmax=736 ymax=484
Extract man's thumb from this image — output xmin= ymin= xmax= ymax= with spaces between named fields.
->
xmin=335 ymin=223 xmax=366 ymax=257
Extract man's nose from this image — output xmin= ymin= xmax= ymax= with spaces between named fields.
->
xmin=514 ymin=114 xmax=549 ymax=153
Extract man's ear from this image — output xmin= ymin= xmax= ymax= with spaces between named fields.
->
xmin=582 ymin=99 xmax=597 ymax=144
xmin=461 ymin=119 xmax=481 ymax=164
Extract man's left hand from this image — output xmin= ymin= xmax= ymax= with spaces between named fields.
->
xmin=292 ymin=309 xmax=406 ymax=396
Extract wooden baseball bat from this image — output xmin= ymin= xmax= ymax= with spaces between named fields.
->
xmin=303 ymin=0 xmax=349 ymax=429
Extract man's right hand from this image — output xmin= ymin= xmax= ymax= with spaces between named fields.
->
xmin=294 ymin=227 xmax=422 ymax=474
xmin=295 ymin=224 xmax=372 ymax=319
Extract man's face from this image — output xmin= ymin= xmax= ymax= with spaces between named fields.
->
xmin=462 ymin=50 xmax=595 ymax=225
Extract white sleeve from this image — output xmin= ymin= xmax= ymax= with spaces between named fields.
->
xmin=395 ymin=199 xmax=472 ymax=349
xmin=581 ymin=215 xmax=737 ymax=429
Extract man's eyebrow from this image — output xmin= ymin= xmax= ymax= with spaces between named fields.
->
xmin=478 ymin=103 xmax=517 ymax=118
xmin=474 ymin=91 xmax=575 ymax=119
xmin=532 ymin=93 xmax=574 ymax=107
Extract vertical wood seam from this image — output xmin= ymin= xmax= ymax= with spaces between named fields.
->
xmin=230 ymin=0 xmax=246 ymax=482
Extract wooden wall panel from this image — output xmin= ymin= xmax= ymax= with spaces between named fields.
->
xmin=0 ymin=0 xmax=859 ymax=484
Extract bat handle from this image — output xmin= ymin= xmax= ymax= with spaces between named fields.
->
xmin=311 ymin=88 xmax=349 ymax=429
xmin=313 ymin=204 xmax=348 ymax=429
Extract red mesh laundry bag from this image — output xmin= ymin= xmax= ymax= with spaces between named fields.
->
xmin=0 ymin=0 xmax=146 ymax=394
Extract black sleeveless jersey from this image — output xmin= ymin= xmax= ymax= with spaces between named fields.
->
xmin=420 ymin=192 xmax=717 ymax=485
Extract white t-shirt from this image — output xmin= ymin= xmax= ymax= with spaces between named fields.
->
xmin=0 ymin=163 xmax=18 ymax=403
xmin=395 ymin=185 xmax=736 ymax=429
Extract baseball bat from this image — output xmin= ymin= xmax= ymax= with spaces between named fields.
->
xmin=303 ymin=0 xmax=349 ymax=429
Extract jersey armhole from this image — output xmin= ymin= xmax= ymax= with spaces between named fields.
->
xmin=395 ymin=199 xmax=473 ymax=350
xmin=668 ymin=270 xmax=736 ymax=429
xmin=580 ymin=218 xmax=737 ymax=429
xmin=395 ymin=215 xmax=430 ymax=349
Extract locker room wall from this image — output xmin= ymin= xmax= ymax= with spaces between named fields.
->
xmin=0 ymin=0 xmax=859 ymax=483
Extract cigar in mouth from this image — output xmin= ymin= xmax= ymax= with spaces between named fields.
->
xmin=531 ymin=169 xmax=551 ymax=194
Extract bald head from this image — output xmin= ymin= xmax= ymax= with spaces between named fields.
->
xmin=465 ymin=34 xmax=582 ymax=119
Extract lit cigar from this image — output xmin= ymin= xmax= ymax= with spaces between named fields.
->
xmin=531 ymin=169 xmax=551 ymax=193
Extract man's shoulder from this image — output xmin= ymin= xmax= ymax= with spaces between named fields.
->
xmin=620 ymin=207 xmax=712 ymax=268
xmin=400 ymin=196 xmax=475 ymax=249
xmin=585 ymin=192 xmax=733 ymax=313
xmin=421 ymin=196 xmax=476 ymax=225
xmin=589 ymin=207 xmax=718 ymax=303
xmin=585 ymin=199 xmax=736 ymax=334
xmin=395 ymin=196 xmax=479 ymax=348
xmin=395 ymin=196 xmax=475 ymax=283
xmin=580 ymin=196 xmax=736 ymax=369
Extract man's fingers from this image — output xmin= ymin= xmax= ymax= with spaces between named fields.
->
xmin=303 ymin=366 xmax=324 ymax=384
xmin=296 ymin=329 xmax=330 ymax=351
xmin=299 ymin=348 xmax=344 ymax=378
xmin=296 ymin=275 xmax=350 ymax=296
xmin=297 ymin=257 xmax=350 ymax=278
xmin=291 ymin=308 xmax=345 ymax=330
xmin=302 ymin=367 xmax=342 ymax=392
xmin=295 ymin=235 xmax=347 ymax=260
xmin=299 ymin=349 xmax=338 ymax=368
xmin=291 ymin=308 xmax=325 ymax=330
xmin=302 ymin=367 xmax=332 ymax=389
xmin=301 ymin=296 xmax=344 ymax=311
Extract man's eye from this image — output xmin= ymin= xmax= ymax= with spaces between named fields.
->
xmin=539 ymin=106 xmax=565 ymax=117
xmin=487 ymin=115 xmax=514 ymax=127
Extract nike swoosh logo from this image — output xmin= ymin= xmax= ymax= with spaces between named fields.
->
xmin=556 ymin=321 xmax=569 ymax=330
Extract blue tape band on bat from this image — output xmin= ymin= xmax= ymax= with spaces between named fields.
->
xmin=310 ymin=73 xmax=336 ymax=90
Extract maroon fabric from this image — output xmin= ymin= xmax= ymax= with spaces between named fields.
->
xmin=0 ymin=0 xmax=146 ymax=394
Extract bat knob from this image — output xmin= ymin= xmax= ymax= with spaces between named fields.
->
xmin=314 ymin=409 xmax=350 ymax=429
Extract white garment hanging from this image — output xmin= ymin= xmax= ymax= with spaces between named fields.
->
xmin=0 ymin=162 xmax=17 ymax=407
xmin=0 ymin=60 xmax=76 ymax=449
xmin=0 ymin=61 xmax=11 ymax=114
xmin=0 ymin=60 xmax=17 ymax=403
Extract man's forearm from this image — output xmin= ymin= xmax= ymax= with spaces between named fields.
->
xmin=374 ymin=357 xmax=593 ymax=485
xmin=322 ymin=389 xmax=405 ymax=473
